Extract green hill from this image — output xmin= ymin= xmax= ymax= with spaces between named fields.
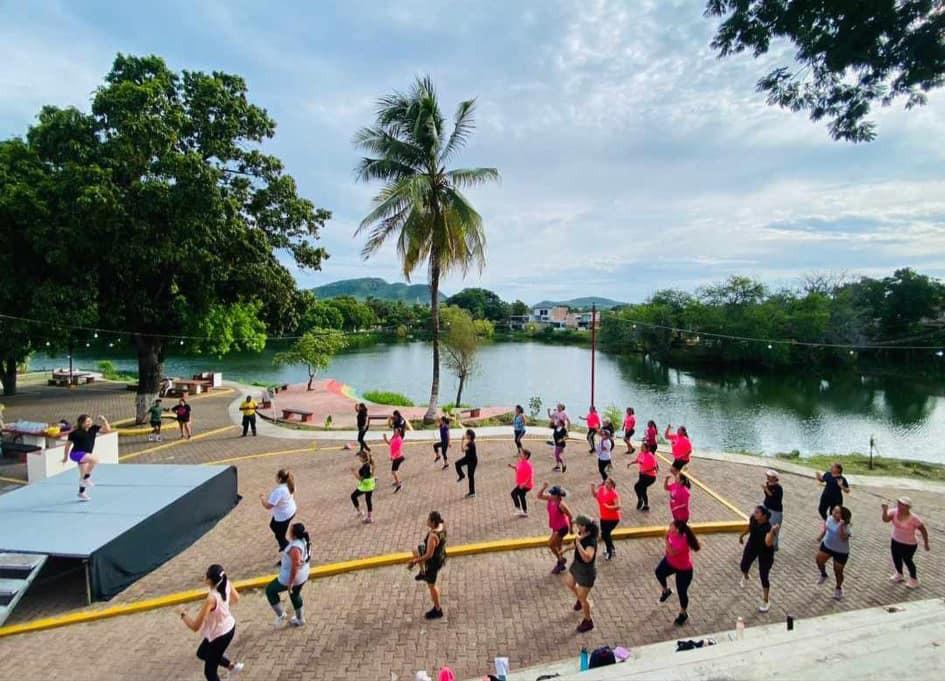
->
xmin=531 ymin=296 xmax=626 ymax=310
xmin=312 ymin=277 xmax=445 ymax=304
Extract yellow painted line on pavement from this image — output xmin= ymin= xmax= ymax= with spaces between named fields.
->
xmin=209 ymin=446 xmax=316 ymax=466
xmin=654 ymin=452 xmax=749 ymax=521
xmin=118 ymin=425 xmax=238 ymax=461
xmin=0 ymin=520 xmax=744 ymax=639
xmin=0 ymin=475 xmax=27 ymax=485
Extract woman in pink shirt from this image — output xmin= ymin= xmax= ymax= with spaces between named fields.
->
xmin=537 ymin=482 xmax=573 ymax=573
xmin=664 ymin=424 xmax=693 ymax=470
xmin=631 ymin=441 xmax=659 ymax=511
xmin=882 ymin=497 xmax=930 ymax=588
xmin=622 ymin=407 xmax=636 ymax=454
xmin=664 ymin=470 xmax=692 ymax=522
xmin=580 ymin=406 xmax=601 ymax=453
xmin=383 ymin=430 xmax=405 ymax=493
xmin=178 ymin=564 xmax=244 ymax=680
xmin=654 ymin=520 xmax=700 ymax=627
xmin=508 ymin=449 xmax=534 ymax=517
xmin=644 ymin=420 xmax=659 ymax=451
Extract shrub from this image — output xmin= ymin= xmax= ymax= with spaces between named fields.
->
xmin=602 ymin=404 xmax=622 ymax=430
xmin=363 ymin=390 xmax=415 ymax=406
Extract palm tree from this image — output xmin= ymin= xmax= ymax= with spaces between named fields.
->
xmin=354 ymin=76 xmax=498 ymax=422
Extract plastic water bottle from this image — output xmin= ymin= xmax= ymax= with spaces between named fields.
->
xmin=736 ymin=616 xmax=745 ymax=640
xmin=579 ymin=647 xmax=590 ymax=671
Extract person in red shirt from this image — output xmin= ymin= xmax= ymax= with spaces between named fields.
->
xmin=592 ymin=478 xmax=621 ymax=560
xmin=664 ymin=469 xmax=692 ymax=522
xmin=630 ymin=441 xmax=659 ymax=511
xmin=508 ymin=449 xmax=534 ymax=517
xmin=622 ymin=407 xmax=637 ymax=454
xmin=644 ymin=420 xmax=659 ymax=451
xmin=655 ymin=520 xmax=701 ymax=626
xmin=580 ymin=406 xmax=601 ymax=453
xmin=665 ymin=424 xmax=693 ymax=470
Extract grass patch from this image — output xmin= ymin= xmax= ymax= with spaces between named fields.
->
xmin=743 ymin=449 xmax=945 ymax=482
xmin=363 ymin=390 xmax=415 ymax=407
xmin=97 ymin=360 xmax=137 ymax=383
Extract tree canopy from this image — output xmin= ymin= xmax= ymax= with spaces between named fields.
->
xmin=706 ymin=0 xmax=945 ymax=141
xmin=274 ymin=329 xmax=347 ymax=391
xmin=446 ymin=287 xmax=511 ymax=322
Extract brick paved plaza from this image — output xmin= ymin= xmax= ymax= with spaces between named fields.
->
xmin=1 ymin=381 xmax=942 ymax=680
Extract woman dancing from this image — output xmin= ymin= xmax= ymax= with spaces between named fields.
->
xmin=62 ymin=413 xmax=111 ymax=502
xmin=816 ymin=506 xmax=851 ymax=600
xmin=513 ymin=405 xmax=527 ymax=453
xmin=631 ymin=442 xmax=659 ymax=511
xmin=622 ymin=407 xmax=636 ymax=454
xmin=816 ymin=463 xmax=849 ymax=520
xmin=593 ymin=478 xmax=621 ymax=560
xmin=564 ymin=515 xmax=599 ymax=633
xmin=355 ymin=403 xmax=370 ymax=453
xmin=454 ymin=429 xmax=478 ymax=498
xmin=509 ymin=449 xmax=534 ymax=517
xmin=665 ymin=469 xmax=691 ymax=522
xmin=882 ymin=497 xmax=930 ymax=588
xmin=537 ymin=482 xmax=573 ymax=574
xmin=552 ymin=419 xmax=568 ymax=473
xmin=265 ymin=522 xmax=312 ymax=628
xmin=178 ymin=564 xmax=244 ymax=680
xmin=408 ymin=511 xmax=448 ymax=620
xmin=655 ymin=520 xmax=700 ymax=626
xmin=259 ymin=469 xmax=297 ymax=556
xmin=351 ymin=451 xmax=376 ymax=523
xmin=739 ymin=505 xmax=780 ymax=612
xmin=664 ymin=424 xmax=692 ymax=470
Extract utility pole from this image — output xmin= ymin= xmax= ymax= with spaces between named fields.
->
xmin=590 ymin=304 xmax=597 ymax=408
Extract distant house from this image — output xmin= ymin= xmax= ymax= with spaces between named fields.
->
xmin=508 ymin=315 xmax=530 ymax=331
xmin=567 ymin=311 xmax=599 ymax=330
xmin=530 ymin=305 xmax=570 ymax=326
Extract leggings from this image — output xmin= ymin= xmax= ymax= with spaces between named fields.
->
xmin=511 ymin=486 xmax=528 ymax=513
xmin=455 ymin=455 xmax=477 ymax=495
xmin=357 ymin=428 xmax=370 ymax=452
xmin=586 ymin=428 xmax=597 ymax=450
xmin=514 ymin=431 xmax=525 ymax=450
xmin=600 ymin=519 xmax=619 ymax=556
xmin=433 ymin=441 xmax=449 ymax=461
xmin=265 ymin=577 xmax=304 ymax=610
xmin=818 ymin=495 xmax=841 ymax=520
xmin=351 ymin=489 xmax=373 ymax=513
xmin=269 ymin=515 xmax=294 ymax=552
xmin=655 ymin=558 xmax=693 ymax=610
xmin=597 ymin=459 xmax=611 ymax=481
xmin=890 ymin=539 xmax=918 ymax=578
xmin=740 ymin=546 xmax=774 ymax=589
xmin=635 ymin=473 xmax=656 ymax=507
xmin=196 ymin=626 xmax=235 ymax=681
xmin=554 ymin=445 xmax=565 ymax=466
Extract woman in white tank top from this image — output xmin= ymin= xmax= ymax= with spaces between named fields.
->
xmin=178 ymin=564 xmax=244 ymax=680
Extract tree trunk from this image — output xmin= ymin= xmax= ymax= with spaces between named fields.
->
xmin=423 ymin=265 xmax=441 ymax=423
xmin=1 ymin=355 xmax=18 ymax=396
xmin=455 ymin=372 xmax=466 ymax=409
xmin=134 ymin=334 xmax=164 ymax=424
xmin=307 ymin=367 xmax=316 ymax=391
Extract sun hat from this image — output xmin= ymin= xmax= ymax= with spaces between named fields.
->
xmin=765 ymin=469 xmax=779 ymax=479
xmin=897 ymin=496 xmax=913 ymax=507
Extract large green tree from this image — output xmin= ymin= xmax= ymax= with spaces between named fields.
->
xmin=440 ymin=305 xmax=482 ymax=407
xmin=706 ymin=0 xmax=945 ymax=141
xmin=5 ymin=54 xmax=330 ymax=418
xmin=446 ymin=287 xmax=510 ymax=322
xmin=274 ymin=329 xmax=347 ymax=391
xmin=354 ymin=76 xmax=499 ymax=422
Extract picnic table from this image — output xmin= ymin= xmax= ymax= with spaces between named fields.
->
xmin=49 ymin=370 xmax=96 ymax=387
xmin=173 ymin=379 xmax=212 ymax=395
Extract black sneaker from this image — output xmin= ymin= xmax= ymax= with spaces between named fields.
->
xmin=641 ymin=505 xmax=650 ymax=512
xmin=424 ymin=607 xmax=443 ymax=620
xmin=441 ymin=463 xmax=449 ymax=470
xmin=465 ymin=492 xmax=476 ymax=498
xmin=456 ymin=475 xmax=465 ymax=483
xmin=394 ymin=484 xmax=402 ymax=494
xmin=659 ymin=589 xmax=673 ymax=603
xmin=674 ymin=612 xmax=689 ymax=626
xmin=414 ymin=573 xmax=426 ymax=582
xmin=561 ymin=464 xmax=567 ymax=473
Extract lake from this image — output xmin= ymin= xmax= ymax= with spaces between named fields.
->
xmin=34 ymin=340 xmax=945 ymax=462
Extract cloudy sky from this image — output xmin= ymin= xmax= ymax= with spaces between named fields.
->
xmin=3 ymin=0 xmax=944 ymax=303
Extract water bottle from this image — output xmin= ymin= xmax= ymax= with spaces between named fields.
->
xmin=736 ymin=616 xmax=745 ymax=640
xmin=579 ymin=647 xmax=590 ymax=671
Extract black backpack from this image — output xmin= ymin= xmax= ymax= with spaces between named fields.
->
xmin=589 ymin=645 xmax=616 ymax=668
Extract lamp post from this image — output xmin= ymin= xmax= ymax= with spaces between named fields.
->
xmin=590 ymin=304 xmax=597 ymax=408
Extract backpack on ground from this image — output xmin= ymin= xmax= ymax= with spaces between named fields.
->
xmin=588 ymin=645 xmax=616 ymax=668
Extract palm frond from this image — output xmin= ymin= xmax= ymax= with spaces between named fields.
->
xmin=441 ymin=99 xmax=477 ymax=162
xmin=353 ymin=127 xmax=425 ymax=171
xmin=445 ymin=167 xmax=500 ymax=189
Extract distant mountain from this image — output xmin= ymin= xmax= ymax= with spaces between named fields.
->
xmin=311 ymin=277 xmax=445 ymax=304
xmin=531 ymin=297 xmax=626 ymax=310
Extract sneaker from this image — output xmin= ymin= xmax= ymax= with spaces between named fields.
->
xmin=604 ymin=551 xmax=613 ymax=561
xmin=394 ymin=484 xmax=402 ymax=494
xmin=576 ymin=618 xmax=594 ymax=633
xmin=225 ymin=662 xmax=244 ymax=679
xmin=465 ymin=492 xmax=476 ymax=498
xmin=355 ymin=509 xmax=364 ymax=519
xmin=561 ymin=465 xmax=567 ymax=473
xmin=906 ymin=578 xmax=920 ymax=589
xmin=84 ymin=478 xmax=95 ymax=487
xmin=674 ymin=612 xmax=689 ymax=626
xmin=362 ymin=515 xmax=374 ymax=524
xmin=456 ymin=475 xmax=466 ymax=483
xmin=521 ymin=511 xmax=528 ymax=518
xmin=817 ymin=573 xmax=828 ymax=585
xmin=273 ymin=612 xmax=287 ymax=627
xmin=289 ymin=616 xmax=305 ymax=627
xmin=573 ymin=599 xmax=582 ymax=611
xmin=659 ymin=589 xmax=673 ymax=603
xmin=889 ymin=572 xmax=905 ymax=583
xmin=833 ymin=588 xmax=843 ymax=600
xmin=155 ymin=435 xmax=162 ymax=441
xmin=424 ymin=607 xmax=443 ymax=620
xmin=640 ymin=505 xmax=650 ymax=512
xmin=77 ymin=492 xmax=90 ymax=501
xmin=739 ymin=575 xmax=747 ymax=589
xmin=758 ymin=601 xmax=770 ymax=613
xmin=551 ymin=560 xmax=567 ymax=575
xmin=441 ymin=463 xmax=449 ymax=470
xmin=552 ymin=465 xmax=561 ymax=472
xmin=414 ymin=572 xmax=426 ymax=581
xmin=147 ymin=434 xmax=154 ymax=442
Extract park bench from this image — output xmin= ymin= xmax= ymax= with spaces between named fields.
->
xmin=367 ymin=414 xmax=392 ymax=422
xmin=281 ymin=408 xmax=314 ymax=423
xmin=174 ymin=379 xmax=211 ymax=395
xmin=458 ymin=407 xmax=482 ymax=418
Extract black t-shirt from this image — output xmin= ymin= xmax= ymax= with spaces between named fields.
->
xmin=574 ymin=534 xmax=597 ymax=565
xmin=465 ymin=442 xmax=477 ymax=460
xmin=747 ymin=517 xmax=773 ymax=554
xmin=357 ymin=411 xmax=368 ymax=430
xmin=358 ymin=463 xmax=372 ymax=480
xmin=173 ymin=404 xmax=192 ymax=422
xmin=68 ymin=425 xmax=100 ymax=453
xmin=821 ymin=472 xmax=848 ymax=500
xmin=763 ymin=483 xmax=783 ymax=512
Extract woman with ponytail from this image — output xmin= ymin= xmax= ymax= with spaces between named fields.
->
xmin=654 ymin=520 xmax=700 ymax=627
xmin=178 ymin=564 xmax=244 ymax=680
xmin=266 ymin=522 xmax=312 ymax=628
xmin=260 ymin=469 xmax=298 ymax=557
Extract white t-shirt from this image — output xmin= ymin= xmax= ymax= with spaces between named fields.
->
xmin=596 ymin=438 xmax=613 ymax=462
xmin=268 ymin=483 xmax=297 ymax=522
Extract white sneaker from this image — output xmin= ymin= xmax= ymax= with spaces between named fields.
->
xmin=84 ymin=478 xmax=95 ymax=487
xmin=833 ymin=588 xmax=843 ymax=600
xmin=289 ymin=616 xmax=305 ymax=627
xmin=817 ymin=573 xmax=828 ymax=585
xmin=889 ymin=572 xmax=905 ymax=583
xmin=273 ymin=612 xmax=287 ymax=627
xmin=739 ymin=575 xmax=747 ymax=588
xmin=758 ymin=601 xmax=770 ymax=613
xmin=225 ymin=662 xmax=244 ymax=679
xmin=156 ymin=435 xmax=162 ymax=442
xmin=147 ymin=435 xmax=154 ymax=442
xmin=78 ymin=492 xmax=90 ymax=501
xmin=906 ymin=577 xmax=920 ymax=589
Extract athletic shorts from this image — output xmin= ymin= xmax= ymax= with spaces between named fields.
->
xmin=819 ymin=542 xmax=849 ymax=565
xmin=624 ymin=428 xmax=635 ymax=439
xmin=69 ymin=449 xmax=90 ymax=463
xmin=149 ymin=421 xmax=161 ymax=428
xmin=391 ymin=457 xmax=405 ymax=472
xmin=553 ymin=527 xmax=569 ymax=539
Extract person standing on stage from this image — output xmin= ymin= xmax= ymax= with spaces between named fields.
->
xmin=178 ymin=564 xmax=244 ymax=681
xmin=62 ymin=414 xmax=111 ymax=502
xmin=266 ymin=522 xmax=312 ymax=628
xmin=259 ymin=469 xmax=297 ymax=557
xmin=239 ymin=395 xmax=258 ymax=437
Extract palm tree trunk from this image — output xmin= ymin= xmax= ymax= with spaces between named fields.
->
xmin=423 ymin=265 xmax=441 ymax=423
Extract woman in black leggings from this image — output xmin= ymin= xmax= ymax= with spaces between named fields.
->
xmin=655 ymin=520 xmax=700 ymax=626
xmin=455 ymin=429 xmax=478 ymax=497
xmin=630 ymin=442 xmax=659 ymax=511
xmin=739 ymin=505 xmax=780 ymax=613
xmin=178 ymin=564 xmax=244 ymax=680
xmin=355 ymin=403 xmax=370 ymax=453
